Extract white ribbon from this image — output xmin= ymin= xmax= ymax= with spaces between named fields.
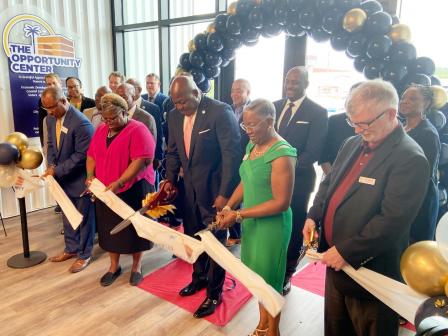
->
xmin=88 ymin=178 xmax=285 ymax=316
xmin=306 ymin=250 xmax=428 ymax=323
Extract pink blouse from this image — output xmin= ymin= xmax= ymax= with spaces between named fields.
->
xmin=87 ymin=119 xmax=155 ymax=193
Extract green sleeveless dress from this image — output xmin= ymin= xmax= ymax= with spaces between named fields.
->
xmin=240 ymin=140 xmax=297 ymax=293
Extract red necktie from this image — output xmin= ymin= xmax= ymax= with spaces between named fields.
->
xmin=278 ymin=102 xmax=295 ymax=133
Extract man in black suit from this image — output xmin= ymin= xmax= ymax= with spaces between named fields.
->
xmin=273 ymin=66 xmax=328 ymax=295
xmin=304 ymin=80 xmax=430 ymax=336
xmin=165 ymin=76 xmax=241 ymax=318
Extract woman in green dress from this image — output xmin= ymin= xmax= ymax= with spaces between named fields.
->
xmin=217 ymin=98 xmax=297 ymax=336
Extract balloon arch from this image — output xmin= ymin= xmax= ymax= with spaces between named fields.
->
xmin=176 ymin=0 xmax=447 ymax=119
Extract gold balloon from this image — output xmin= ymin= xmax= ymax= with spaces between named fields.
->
xmin=188 ymin=39 xmax=196 ymax=52
xmin=342 ymin=8 xmax=367 ymax=33
xmin=17 ymin=148 xmax=43 ymax=170
xmin=174 ymin=67 xmax=189 ymax=77
xmin=445 ymin=280 xmax=448 ymax=297
xmin=400 ymin=241 xmax=448 ymax=296
xmin=227 ymin=2 xmax=237 ymax=15
xmin=389 ymin=24 xmax=412 ymax=43
xmin=5 ymin=132 xmax=28 ymax=152
xmin=206 ymin=23 xmax=216 ymax=34
xmin=431 ymin=86 xmax=448 ymax=110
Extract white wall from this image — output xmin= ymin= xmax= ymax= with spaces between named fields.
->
xmin=0 ymin=0 xmax=114 ymax=217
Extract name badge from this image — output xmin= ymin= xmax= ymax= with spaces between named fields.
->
xmin=61 ymin=126 xmax=68 ymax=134
xmin=359 ymin=176 xmax=375 ymax=186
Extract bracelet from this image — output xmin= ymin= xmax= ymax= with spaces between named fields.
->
xmin=117 ymin=180 xmax=125 ymax=188
xmin=223 ymin=205 xmax=232 ymax=211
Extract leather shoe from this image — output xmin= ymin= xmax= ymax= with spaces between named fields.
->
xmin=69 ymin=257 xmax=91 ymax=273
xmin=179 ymin=280 xmax=207 ymax=297
xmin=129 ymin=270 xmax=143 ymax=286
xmin=193 ymin=295 xmax=222 ymax=318
xmin=49 ymin=252 xmax=76 ymax=262
xmin=100 ymin=266 xmax=122 ymax=286
xmin=282 ymin=279 xmax=292 ymax=296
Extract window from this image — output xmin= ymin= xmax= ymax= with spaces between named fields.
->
xmin=123 ymin=0 xmax=158 ymax=25
xmin=234 ymin=35 xmax=286 ymax=102
xmin=169 ymin=0 xmax=216 ymax=19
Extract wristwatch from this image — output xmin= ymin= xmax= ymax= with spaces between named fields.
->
xmin=235 ymin=210 xmax=243 ymax=223
xmin=118 ymin=180 xmax=125 ymax=188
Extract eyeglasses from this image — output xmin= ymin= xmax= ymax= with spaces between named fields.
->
xmin=240 ymin=119 xmax=266 ymax=132
xmin=346 ymin=108 xmax=390 ymax=130
xmin=42 ymin=101 xmax=60 ymax=112
xmin=101 ymin=113 xmax=122 ymax=123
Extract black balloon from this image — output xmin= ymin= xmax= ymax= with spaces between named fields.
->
xmin=241 ymin=25 xmax=261 ymax=43
xmin=286 ymin=9 xmax=305 ymax=36
xmin=190 ymin=68 xmax=205 ymax=84
xmin=286 ymin=0 xmax=302 ymax=10
xmin=236 ymin=0 xmax=256 ymax=17
xmin=360 ymin=0 xmax=383 ymax=16
xmin=261 ymin=0 xmax=276 ymax=13
xmin=382 ymin=62 xmax=407 ymax=85
xmin=322 ymin=9 xmax=344 ymax=34
xmin=298 ymin=8 xmax=317 ymax=30
xmin=417 ymin=316 xmax=448 ymax=336
xmin=215 ymin=14 xmax=229 ymax=34
xmin=223 ymin=34 xmax=243 ymax=50
xmin=391 ymin=14 xmax=400 ymax=24
xmin=0 ymin=143 xmax=19 ymax=165
xmin=316 ymin=0 xmax=337 ymax=12
xmin=389 ymin=42 xmax=417 ymax=62
xmin=206 ymin=32 xmax=224 ymax=52
xmin=227 ymin=15 xmax=242 ymax=35
xmin=408 ymin=57 xmax=436 ymax=76
xmin=415 ymin=296 xmax=448 ymax=327
xmin=221 ymin=48 xmax=236 ymax=62
xmin=197 ymin=79 xmax=211 ymax=93
xmin=189 ymin=51 xmax=204 ymax=68
xmin=427 ymin=110 xmax=447 ymax=131
xmin=363 ymin=60 xmax=384 ymax=79
xmin=243 ymin=39 xmax=259 ymax=47
xmin=274 ymin=5 xmax=288 ymax=25
xmin=347 ymin=33 xmax=368 ymax=58
xmin=365 ymin=11 xmax=392 ymax=35
xmin=431 ymin=76 xmax=442 ymax=86
xmin=194 ymin=33 xmax=208 ymax=51
xmin=366 ymin=34 xmax=392 ymax=59
xmin=309 ymin=26 xmax=331 ymax=42
xmin=330 ymin=32 xmax=350 ymax=51
xmin=248 ymin=7 xmax=264 ymax=29
xmin=262 ymin=19 xmax=283 ymax=37
xmin=179 ymin=53 xmax=192 ymax=70
xmin=204 ymin=51 xmax=222 ymax=67
xmin=204 ymin=65 xmax=221 ymax=79
xmin=440 ymin=143 xmax=448 ymax=166
xmin=354 ymin=55 xmax=369 ymax=73
xmin=336 ymin=0 xmax=361 ymax=11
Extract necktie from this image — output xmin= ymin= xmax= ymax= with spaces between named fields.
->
xmin=56 ymin=118 xmax=62 ymax=149
xmin=278 ymin=102 xmax=295 ymax=133
xmin=149 ymin=96 xmax=154 ymax=102
xmin=183 ymin=116 xmax=194 ymax=158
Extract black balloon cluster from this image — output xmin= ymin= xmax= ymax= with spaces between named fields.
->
xmin=176 ymin=0 xmax=442 ymax=96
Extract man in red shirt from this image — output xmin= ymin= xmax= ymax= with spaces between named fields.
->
xmin=304 ymin=80 xmax=430 ymax=336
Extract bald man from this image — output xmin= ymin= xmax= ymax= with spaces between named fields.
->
xmin=165 ymin=76 xmax=241 ymax=318
xmin=84 ymin=86 xmax=112 ymax=128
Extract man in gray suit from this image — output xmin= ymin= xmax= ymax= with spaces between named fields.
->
xmin=116 ymin=83 xmax=157 ymax=140
xmin=303 ymin=80 xmax=430 ymax=336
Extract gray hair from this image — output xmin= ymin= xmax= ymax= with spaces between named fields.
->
xmin=244 ymin=98 xmax=276 ymax=121
xmin=101 ymin=93 xmax=128 ymax=112
xmin=42 ymin=86 xmax=64 ymax=101
xmin=233 ymin=78 xmax=251 ymax=92
xmin=346 ymin=79 xmax=398 ymax=116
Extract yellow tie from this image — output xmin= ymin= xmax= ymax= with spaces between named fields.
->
xmin=56 ymin=118 xmax=62 ymax=148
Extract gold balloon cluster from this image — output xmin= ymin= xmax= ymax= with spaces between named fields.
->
xmin=342 ymin=8 xmax=367 ymax=33
xmin=389 ymin=24 xmax=412 ymax=43
xmin=431 ymin=86 xmax=448 ymax=110
xmin=5 ymin=132 xmax=43 ymax=170
xmin=401 ymin=241 xmax=448 ymax=297
xmin=227 ymin=2 xmax=237 ymax=15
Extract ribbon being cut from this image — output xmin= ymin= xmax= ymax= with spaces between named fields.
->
xmin=87 ymin=178 xmax=285 ymax=317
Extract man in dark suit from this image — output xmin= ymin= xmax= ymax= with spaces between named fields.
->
xmin=273 ymin=66 xmax=328 ymax=294
xmin=304 ymin=80 xmax=430 ymax=336
xmin=126 ymin=78 xmax=164 ymax=170
xmin=165 ymin=76 xmax=241 ymax=318
xmin=42 ymin=87 xmax=95 ymax=273
xmin=142 ymin=73 xmax=168 ymax=114
xmin=116 ymin=83 xmax=157 ymax=141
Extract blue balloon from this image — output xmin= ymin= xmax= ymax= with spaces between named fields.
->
xmin=206 ymin=32 xmax=224 ymax=53
xmin=0 ymin=143 xmax=19 ymax=165
xmin=248 ymin=7 xmax=264 ymax=29
xmin=189 ymin=51 xmax=204 ymax=68
xmin=179 ymin=53 xmax=192 ymax=70
xmin=366 ymin=35 xmax=392 ymax=59
xmin=190 ymin=68 xmax=205 ymax=84
xmin=227 ymin=15 xmax=242 ymax=35
xmin=389 ymin=42 xmax=417 ymax=62
xmin=365 ymin=11 xmax=392 ymax=35
xmin=214 ymin=14 xmax=229 ymax=34
xmin=360 ymin=0 xmax=383 ymax=16
xmin=204 ymin=65 xmax=221 ymax=79
xmin=194 ymin=33 xmax=208 ymax=51
xmin=204 ymin=51 xmax=222 ymax=67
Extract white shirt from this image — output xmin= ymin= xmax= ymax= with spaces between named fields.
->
xmin=127 ymin=104 xmax=137 ymax=119
xmin=135 ymin=96 xmax=143 ymax=108
xmin=276 ymin=95 xmax=307 ymax=129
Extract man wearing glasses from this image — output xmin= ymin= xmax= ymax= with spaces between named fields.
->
xmin=303 ymin=80 xmax=430 ymax=335
xmin=42 ymin=86 xmax=96 ymax=273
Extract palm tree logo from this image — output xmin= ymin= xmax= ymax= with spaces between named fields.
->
xmin=23 ymin=24 xmax=42 ymax=54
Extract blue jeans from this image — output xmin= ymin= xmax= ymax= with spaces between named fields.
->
xmin=63 ymin=195 xmax=96 ymax=260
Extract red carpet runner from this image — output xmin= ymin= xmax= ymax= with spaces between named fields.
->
xmin=138 ymin=258 xmax=252 ymax=326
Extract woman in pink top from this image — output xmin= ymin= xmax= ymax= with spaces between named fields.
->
xmin=86 ymin=93 xmax=155 ymax=287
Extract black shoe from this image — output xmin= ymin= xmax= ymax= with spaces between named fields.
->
xmin=54 ymin=205 xmax=62 ymax=214
xmin=100 ymin=266 xmax=122 ymax=287
xmin=282 ymin=279 xmax=292 ymax=296
xmin=129 ymin=270 xmax=143 ymax=286
xmin=179 ymin=280 xmax=207 ymax=297
xmin=193 ymin=295 xmax=222 ymax=318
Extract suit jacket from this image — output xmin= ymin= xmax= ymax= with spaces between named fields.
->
xmin=142 ymin=91 xmax=168 ymax=115
xmin=132 ymin=106 xmax=157 ymax=143
xmin=47 ymin=105 xmax=94 ymax=198
xmin=165 ymin=95 xmax=241 ymax=225
xmin=139 ymin=98 xmax=164 ymax=160
xmin=273 ymin=97 xmax=328 ymax=192
xmin=307 ymin=125 xmax=430 ymax=298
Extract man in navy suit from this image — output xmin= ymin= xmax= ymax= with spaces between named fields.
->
xmin=165 ymin=76 xmax=241 ymax=318
xmin=273 ymin=66 xmax=328 ymax=295
xmin=42 ymin=87 xmax=95 ymax=273
xmin=142 ymin=73 xmax=168 ymax=114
